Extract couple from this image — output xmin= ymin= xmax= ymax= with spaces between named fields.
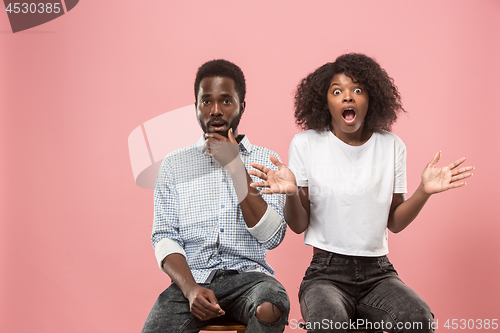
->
xmin=141 ymin=57 xmax=473 ymax=333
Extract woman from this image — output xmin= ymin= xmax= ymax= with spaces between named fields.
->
xmin=249 ymin=53 xmax=473 ymax=333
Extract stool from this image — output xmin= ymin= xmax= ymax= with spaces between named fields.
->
xmin=201 ymin=323 xmax=247 ymax=333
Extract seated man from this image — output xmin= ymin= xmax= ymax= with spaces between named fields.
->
xmin=141 ymin=59 xmax=290 ymax=333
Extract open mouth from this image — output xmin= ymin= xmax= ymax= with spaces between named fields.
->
xmin=342 ymin=108 xmax=356 ymax=124
xmin=208 ymin=120 xmax=228 ymax=132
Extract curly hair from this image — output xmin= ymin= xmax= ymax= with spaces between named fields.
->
xmin=194 ymin=59 xmax=246 ymax=104
xmin=294 ymin=53 xmax=405 ymax=132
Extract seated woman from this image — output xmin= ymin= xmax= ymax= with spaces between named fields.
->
xmin=250 ymin=53 xmax=473 ymax=333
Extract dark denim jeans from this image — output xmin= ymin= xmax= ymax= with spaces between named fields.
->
xmin=141 ymin=271 xmax=289 ymax=333
xmin=299 ymin=252 xmax=434 ymax=333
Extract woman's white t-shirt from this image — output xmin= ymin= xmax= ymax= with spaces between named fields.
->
xmin=288 ymin=130 xmax=407 ymax=256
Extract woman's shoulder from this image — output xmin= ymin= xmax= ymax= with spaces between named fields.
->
xmin=293 ymin=129 xmax=329 ymax=141
xmin=374 ymin=130 xmax=406 ymax=150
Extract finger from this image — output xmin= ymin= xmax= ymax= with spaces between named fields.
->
xmin=249 ymin=162 xmax=270 ymax=174
xmin=249 ymin=162 xmax=265 ymax=172
xmin=250 ymin=181 xmax=270 ymax=188
xmin=248 ymin=170 xmax=268 ymax=181
xmin=228 ymin=128 xmax=238 ymax=144
xmin=447 ymin=157 xmax=467 ymax=170
xmin=450 ymin=172 xmax=473 ymax=183
xmin=269 ymin=155 xmax=283 ymax=168
xmin=191 ymin=305 xmax=206 ymax=320
xmin=428 ymin=151 xmax=441 ymax=168
xmin=206 ymin=132 xmax=229 ymax=142
xmin=447 ymin=181 xmax=467 ymax=190
xmin=205 ymin=292 xmax=225 ymax=315
xmin=451 ymin=166 xmax=474 ymax=176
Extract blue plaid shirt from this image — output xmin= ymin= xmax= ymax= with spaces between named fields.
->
xmin=152 ymin=135 xmax=286 ymax=283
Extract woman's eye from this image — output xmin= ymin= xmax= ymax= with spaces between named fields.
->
xmin=333 ymin=89 xmax=341 ymax=95
xmin=354 ymin=88 xmax=362 ymax=94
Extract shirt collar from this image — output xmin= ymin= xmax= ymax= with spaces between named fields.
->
xmin=196 ymin=133 xmax=253 ymax=154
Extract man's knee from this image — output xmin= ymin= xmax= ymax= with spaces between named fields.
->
xmin=255 ymin=302 xmax=282 ymax=323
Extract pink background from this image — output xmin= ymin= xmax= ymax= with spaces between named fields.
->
xmin=1 ymin=1 xmax=499 ymax=332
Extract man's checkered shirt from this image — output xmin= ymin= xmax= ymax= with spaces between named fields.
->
xmin=152 ymin=135 xmax=286 ymax=283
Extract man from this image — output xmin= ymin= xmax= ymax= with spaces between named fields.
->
xmin=141 ymin=59 xmax=290 ymax=333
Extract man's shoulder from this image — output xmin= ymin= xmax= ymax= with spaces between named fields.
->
xmin=163 ymin=143 xmax=200 ymax=161
xmin=248 ymin=141 xmax=281 ymax=163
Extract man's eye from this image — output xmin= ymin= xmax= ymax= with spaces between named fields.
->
xmin=354 ymin=88 xmax=362 ymax=94
xmin=223 ymin=99 xmax=232 ymax=104
xmin=202 ymin=100 xmax=210 ymax=105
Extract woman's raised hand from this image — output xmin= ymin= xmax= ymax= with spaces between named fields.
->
xmin=249 ymin=155 xmax=298 ymax=195
xmin=421 ymin=151 xmax=474 ymax=195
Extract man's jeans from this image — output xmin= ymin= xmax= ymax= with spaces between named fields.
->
xmin=299 ymin=252 xmax=434 ymax=333
xmin=142 ymin=271 xmax=289 ymax=333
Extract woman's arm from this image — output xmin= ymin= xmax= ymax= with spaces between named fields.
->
xmin=284 ymin=187 xmax=310 ymax=234
xmin=249 ymin=155 xmax=311 ymax=234
xmin=388 ymin=151 xmax=474 ymax=233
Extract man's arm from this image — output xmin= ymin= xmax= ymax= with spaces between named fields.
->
xmin=205 ymin=129 xmax=267 ymax=227
xmin=153 ymin=158 xmax=224 ymax=321
xmin=206 ymin=129 xmax=286 ymax=248
xmin=162 ymin=254 xmax=224 ymax=321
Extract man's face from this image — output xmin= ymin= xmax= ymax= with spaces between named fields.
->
xmin=196 ymin=76 xmax=245 ymax=138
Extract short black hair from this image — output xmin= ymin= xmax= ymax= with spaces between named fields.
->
xmin=294 ymin=53 xmax=405 ymax=132
xmin=194 ymin=59 xmax=246 ymax=104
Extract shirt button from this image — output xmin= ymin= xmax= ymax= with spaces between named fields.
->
xmin=219 ymin=251 xmax=222 ymax=255
xmin=220 ymin=228 xmax=224 ymax=232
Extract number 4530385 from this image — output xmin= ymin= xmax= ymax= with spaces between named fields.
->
xmin=443 ymin=319 xmax=498 ymax=330
xmin=5 ymin=3 xmax=62 ymax=14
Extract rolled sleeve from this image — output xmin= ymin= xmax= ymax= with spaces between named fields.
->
xmin=247 ymin=204 xmax=283 ymax=242
xmin=154 ymin=238 xmax=187 ymax=272
xmin=152 ymin=157 xmax=185 ymax=272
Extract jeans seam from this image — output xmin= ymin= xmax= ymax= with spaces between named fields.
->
xmin=357 ymin=301 xmax=398 ymax=324
xmin=178 ymin=316 xmax=195 ymax=333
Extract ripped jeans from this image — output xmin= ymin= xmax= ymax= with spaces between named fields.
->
xmin=142 ymin=270 xmax=289 ymax=333
xmin=299 ymin=252 xmax=434 ymax=333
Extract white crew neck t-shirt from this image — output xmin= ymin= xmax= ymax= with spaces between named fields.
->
xmin=288 ymin=130 xmax=407 ymax=256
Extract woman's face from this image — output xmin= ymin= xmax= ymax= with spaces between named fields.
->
xmin=327 ymin=73 xmax=369 ymax=140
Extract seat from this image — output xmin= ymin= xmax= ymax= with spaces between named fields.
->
xmin=201 ymin=322 xmax=247 ymax=333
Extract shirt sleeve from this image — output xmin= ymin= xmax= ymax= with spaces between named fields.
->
xmin=151 ymin=157 xmax=186 ymax=271
xmin=288 ymin=134 xmax=309 ymax=187
xmin=394 ymin=137 xmax=407 ymax=194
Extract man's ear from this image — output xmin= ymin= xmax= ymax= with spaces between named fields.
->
xmin=240 ymin=101 xmax=246 ymax=114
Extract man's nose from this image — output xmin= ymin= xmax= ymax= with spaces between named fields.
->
xmin=210 ymin=103 xmax=223 ymax=116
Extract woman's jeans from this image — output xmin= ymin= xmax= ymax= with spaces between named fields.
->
xmin=299 ymin=252 xmax=434 ymax=333
xmin=141 ymin=271 xmax=289 ymax=333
